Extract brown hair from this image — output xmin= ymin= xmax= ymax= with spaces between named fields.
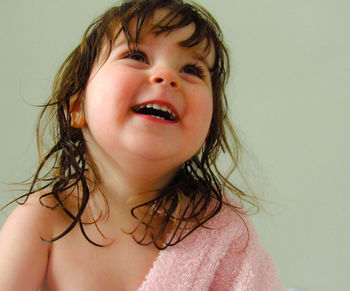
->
xmin=10 ymin=0 xmax=259 ymax=249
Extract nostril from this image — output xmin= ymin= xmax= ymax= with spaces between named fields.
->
xmin=155 ymin=77 xmax=163 ymax=83
xmin=151 ymin=75 xmax=178 ymax=88
xmin=170 ymin=81 xmax=178 ymax=88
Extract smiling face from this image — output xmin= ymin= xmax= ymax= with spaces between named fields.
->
xmin=81 ymin=10 xmax=215 ymax=175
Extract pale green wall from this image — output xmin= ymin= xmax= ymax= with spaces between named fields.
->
xmin=1 ymin=1 xmax=349 ymax=290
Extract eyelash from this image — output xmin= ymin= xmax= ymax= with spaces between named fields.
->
xmin=181 ymin=63 xmax=205 ymax=79
xmin=124 ymin=49 xmax=148 ymax=63
xmin=123 ymin=49 xmax=205 ymax=79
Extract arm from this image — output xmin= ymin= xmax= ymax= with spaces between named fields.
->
xmin=0 ymin=199 xmax=50 ymax=291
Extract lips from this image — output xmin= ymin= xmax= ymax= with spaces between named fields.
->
xmin=131 ymin=101 xmax=179 ymax=122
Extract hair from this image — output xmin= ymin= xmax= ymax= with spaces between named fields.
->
xmin=8 ymin=0 xmax=259 ymax=249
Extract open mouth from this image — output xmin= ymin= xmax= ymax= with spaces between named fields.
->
xmin=132 ymin=103 xmax=178 ymax=122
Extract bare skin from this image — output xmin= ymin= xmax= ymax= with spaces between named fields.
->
xmin=41 ymin=191 xmax=162 ymax=291
xmin=0 ymin=191 xmax=162 ymax=291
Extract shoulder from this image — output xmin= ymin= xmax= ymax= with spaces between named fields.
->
xmin=167 ymin=195 xmax=250 ymax=260
xmin=1 ymin=191 xmax=61 ymax=239
xmin=0 ymin=191 xmax=60 ymax=290
xmin=202 ymin=194 xmax=251 ymax=247
xmin=2 ymin=192 xmax=49 ymax=233
xmin=209 ymin=194 xmax=285 ymax=290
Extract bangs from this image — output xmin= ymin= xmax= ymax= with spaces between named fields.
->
xmin=106 ymin=1 xmax=219 ymax=70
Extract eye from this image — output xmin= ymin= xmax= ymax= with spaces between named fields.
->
xmin=124 ymin=49 xmax=148 ymax=63
xmin=181 ymin=64 xmax=205 ymax=79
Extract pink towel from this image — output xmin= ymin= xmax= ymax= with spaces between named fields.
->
xmin=138 ymin=201 xmax=285 ymax=291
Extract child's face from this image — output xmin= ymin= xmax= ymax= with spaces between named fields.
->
xmin=82 ymin=10 xmax=215 ymax=172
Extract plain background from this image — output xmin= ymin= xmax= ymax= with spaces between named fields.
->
xmin=0 ymin=0 xmax=349 ymax=290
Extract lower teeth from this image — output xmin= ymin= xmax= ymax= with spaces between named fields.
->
xmin=150 ymin=115 xmax=165 ymax=120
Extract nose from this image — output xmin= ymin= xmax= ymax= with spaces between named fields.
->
xmin=150 ymin=67 xmax=179 ymax=89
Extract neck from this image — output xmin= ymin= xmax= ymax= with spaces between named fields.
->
xmin=86 ymin=151 xmax=179 ymax=221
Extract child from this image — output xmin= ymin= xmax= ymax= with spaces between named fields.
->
xmin=0 ymin=0 xmax=284 ymax=290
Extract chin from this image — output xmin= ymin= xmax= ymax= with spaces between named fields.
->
xmin=131 ymin=145 xmax=192 ymax=167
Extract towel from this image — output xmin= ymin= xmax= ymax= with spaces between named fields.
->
xmin=138 ymin=200 xmax=285 ymax=291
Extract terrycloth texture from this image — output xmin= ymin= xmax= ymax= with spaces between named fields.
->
xmin=138 ymin=203 xmax=285 ymax=291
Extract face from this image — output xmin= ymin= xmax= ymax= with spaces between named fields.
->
xmin=81 ymin=11 xmax=215 ymax=174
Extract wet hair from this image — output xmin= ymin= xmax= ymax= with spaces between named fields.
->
xmin=9 ymin=0 xmax=259 ymax=249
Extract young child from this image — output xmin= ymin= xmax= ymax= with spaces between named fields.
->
xmin=0 ymin=0 xmax=284 ymax=290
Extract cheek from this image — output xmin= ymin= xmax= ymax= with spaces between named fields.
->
xmin=194 ymin=90 xmax=213 ymax=122
xmin=84 ymin=68 xmax=141 ymax=117
xmin=87 ymin=67 xmax=134 ymax=98
xmin=185 ymin=89 xmax=213 ymax=137
xmin=203 ymin=101 xmax=213 ymax=138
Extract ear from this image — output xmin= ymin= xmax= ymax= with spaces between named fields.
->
xmin=69 ymin=94 xmax=86 ymax=128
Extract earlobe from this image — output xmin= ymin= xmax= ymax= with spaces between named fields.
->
xmin=69 ymin=95 xmax=86 ymax=128
xmin=71 ymin=109 xmax=86 ymax=128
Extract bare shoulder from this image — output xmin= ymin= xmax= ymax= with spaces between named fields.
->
xmin=1 ymin=191 xmax=58 ymax=237
xmin=0 ymin=191 xmax=57 ymax=291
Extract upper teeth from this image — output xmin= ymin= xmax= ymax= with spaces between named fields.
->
xmin=138 ymin=103 xmax=177 ymax=119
